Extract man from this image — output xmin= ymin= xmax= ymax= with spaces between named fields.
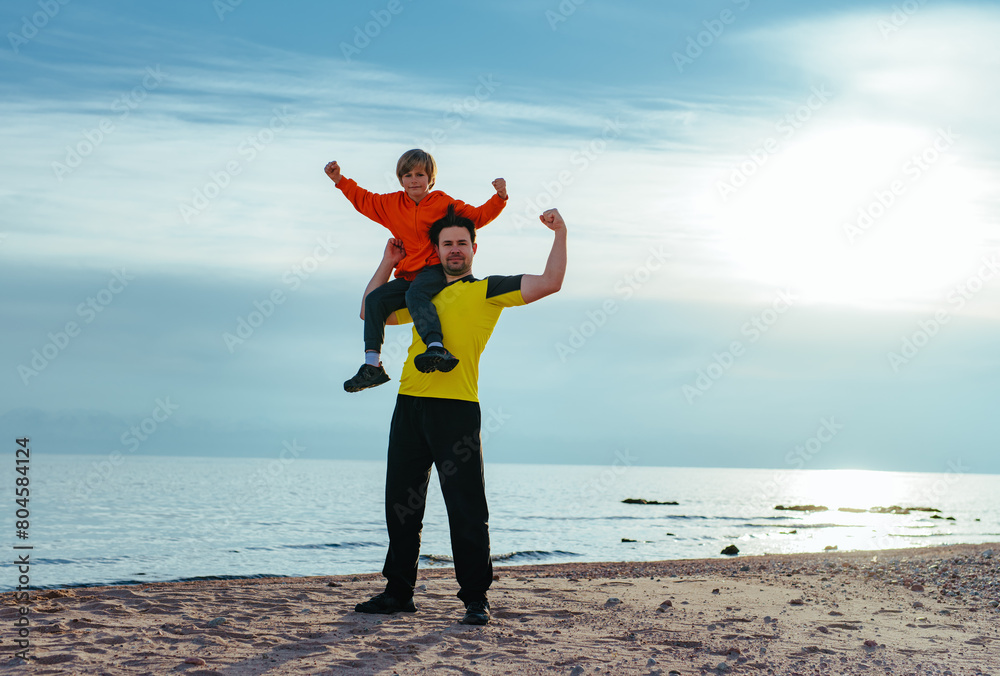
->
xmin=353 ymin=205 xmax=567 ymax=625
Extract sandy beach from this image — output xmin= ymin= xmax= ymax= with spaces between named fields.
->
xmin=3 ymin=542 xmax=997 ymax=675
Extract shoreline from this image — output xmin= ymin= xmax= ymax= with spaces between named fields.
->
xmin=4 ymin=542 xmax=997 ymax=674
xmin=12 ymin=537 xmax=1000 ymax=594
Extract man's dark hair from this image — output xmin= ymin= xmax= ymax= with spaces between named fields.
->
xmin=429 ymin=203 xmax=476 ymax=246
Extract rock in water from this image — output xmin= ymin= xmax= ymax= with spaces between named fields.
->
xmin=721 ymin=545 xmax=739 ymax=556
xmin=621 ymin=498 xmax=680 ymax=505
xmin=774 ymin=504 xmax=828 ymax=512
xmin=868 ymin=505 xmax=910 ymax=514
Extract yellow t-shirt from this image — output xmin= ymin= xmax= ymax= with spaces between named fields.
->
xmin=394 ymin=275 xmax=526 ymax=402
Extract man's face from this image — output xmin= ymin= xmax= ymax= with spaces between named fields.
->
xmin=398 ymin=167 xmax=431 ymax=202
xmin=436 ymin=225 xmax=476 ymax=277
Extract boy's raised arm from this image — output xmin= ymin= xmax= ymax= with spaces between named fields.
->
xmin=453 ymin=177 xmax=508 ymax=228
xmin=324 ymin=159 xmax=393 ymax=227
xmin=324 ymin=160 xmax=343 ymax=184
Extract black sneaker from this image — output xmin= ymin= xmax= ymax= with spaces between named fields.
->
xmin=459 ymin=599 xmax=490 ymax=625
xmin=354 ymin=591 xmax=416 ymax=615
xmin=413 ymin=346 xmax=459 ymax=373
xmin=344 ymin=364 xmax=390 ymax=393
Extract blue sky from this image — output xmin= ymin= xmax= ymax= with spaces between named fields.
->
xmin=2 ymin=0 xmax=998 ymax=474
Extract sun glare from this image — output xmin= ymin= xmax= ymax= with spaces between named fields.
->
xmin=783 ymin=469 xmax=916 ymax=510
xmin=711 ymin=124 xmax=985 ymax=307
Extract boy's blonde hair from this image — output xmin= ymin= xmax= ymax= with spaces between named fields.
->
xmin=396 ymin=149 xmax=437 ymax=189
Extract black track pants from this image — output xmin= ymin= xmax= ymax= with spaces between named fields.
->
xmin=381 ymin=395 xmax=492 ymax=604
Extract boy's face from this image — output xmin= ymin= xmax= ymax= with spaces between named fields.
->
xmin=398 ymin=166 xmax=431 ymax=202
xmin=436 ymin=226 xmax=477 ymax=277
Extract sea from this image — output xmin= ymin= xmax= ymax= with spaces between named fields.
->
xmin=5 ymin=454 xmax=999 ymax=591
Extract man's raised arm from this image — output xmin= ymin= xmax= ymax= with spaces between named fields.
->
xmin=360 ymin=238 xmax=405 ymax=320
xmin=520 ymin=208 xmax=567 ymax=304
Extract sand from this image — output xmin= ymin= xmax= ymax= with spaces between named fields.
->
xmin=3 ymin=542 xmax=998 ymax=675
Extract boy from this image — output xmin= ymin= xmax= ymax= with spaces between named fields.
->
xmin=325 ymin=149 xmax=507 ymax=392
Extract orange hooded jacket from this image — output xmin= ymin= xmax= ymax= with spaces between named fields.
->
xmin=337 ymin=178 xmax=507 ymax=281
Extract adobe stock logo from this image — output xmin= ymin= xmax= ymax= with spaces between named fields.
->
xmin=843 ymin=128 xmax=958 ymax=244
xmin=52 ymin=66 xmax=168 ymax=181
xmin=178 ymin=107 xmax=293 ymax=223
xmin=877 ymin=0 xmax=927 ymax=38
xmin=74 ymin=397 xmax=181 ymax=499
xmin=671 ymin=0 xmax=751 ymax=73
xmin=223 ymin=236 xmax=338 ymax=353
xmin=340 ymin=0 xmax=414 ymax=61
xmin=7 ymin=0 xmax=71 ymax=54
xmin=716 ymin=85 xmax=832 ymax=201
xmin=887 ymin=253 xmax=999 ymax=372
xmin=18 ymin=269 xmax=135 ymax=386
xmin=682 ymin=288 xmax=797 ymax=403
xmin=510 ymin=118 xmax=623 ymax=232
xmin=554 ymin=246 xmax=669 ymax=362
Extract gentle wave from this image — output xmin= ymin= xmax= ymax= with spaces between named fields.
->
xmin=33 ymin=572 xmax=293 ymax=591
xmin=419 ymin=550 xmax=581 ymax=566
xmin=278 ymin=542 xmax=384 ymax=551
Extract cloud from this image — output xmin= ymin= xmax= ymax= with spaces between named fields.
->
xmin=4 ymin=3 xmax=1000 ymax=473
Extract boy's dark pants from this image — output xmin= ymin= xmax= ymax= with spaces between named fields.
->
xmin=381 ymin=395 xmax=492 ymax=604
xmin=364 ymin=265 xmax=446 ymax=352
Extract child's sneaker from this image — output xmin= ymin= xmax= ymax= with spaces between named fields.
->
xmin=344 ymin=364 xmax=390 ymax=392
xmin=414 ymin=346 xmax=459 ymax=373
